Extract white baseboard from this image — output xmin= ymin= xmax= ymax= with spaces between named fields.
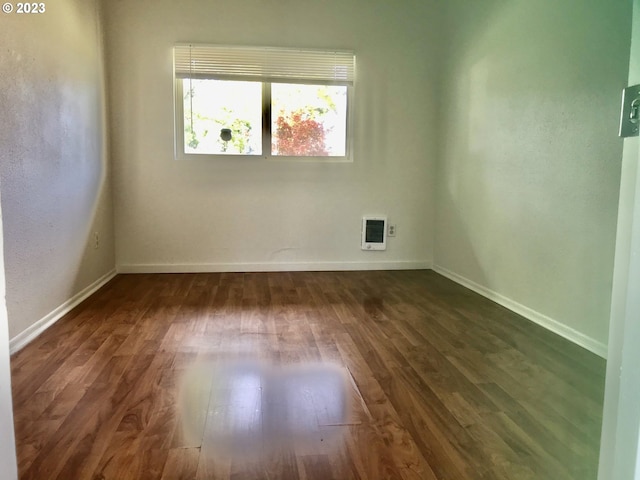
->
xmin=117 ymin=260 xmax=432 ymax=274
xmin=9 ymin=269 xmax=117 ymax=354
xmin=432 ymin=265 xmax=608 ymax=359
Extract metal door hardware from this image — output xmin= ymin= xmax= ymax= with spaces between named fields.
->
xmin=620 ymin=84 xmax=640 ymax=138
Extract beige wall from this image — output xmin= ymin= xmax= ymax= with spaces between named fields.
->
xmin=102 ymin=0 xmax=440 ymax=272
xmin=0 ymin=0 xmax=115 ymax=339
xmin=435 ymin=0 xmax=632 ymax=353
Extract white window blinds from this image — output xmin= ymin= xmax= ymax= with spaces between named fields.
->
xmin=174 ymin=44 xmax=355 ymax=86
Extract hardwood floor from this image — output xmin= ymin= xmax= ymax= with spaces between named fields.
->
xmin=10 ymin=271 xmax=605 ymax=479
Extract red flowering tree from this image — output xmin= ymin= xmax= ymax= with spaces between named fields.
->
xmin=274 ymin=109 xmax=328 ymax=156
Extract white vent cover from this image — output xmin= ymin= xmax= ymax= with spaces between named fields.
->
xmin=361 ymin=216 xmax=387 ymax=250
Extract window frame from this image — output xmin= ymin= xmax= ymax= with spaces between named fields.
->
xmin=173 ymin=44 xmax=355 ymax=163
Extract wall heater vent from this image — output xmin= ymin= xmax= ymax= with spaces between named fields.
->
xmin=361 ymin=216 xmax=387 ymax=251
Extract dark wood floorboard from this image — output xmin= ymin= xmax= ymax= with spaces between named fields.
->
xmin=11 ymin=271 xmax=605 ymax=479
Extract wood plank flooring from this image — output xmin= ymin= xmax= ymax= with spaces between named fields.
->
xmin=10 ymin=271 xmax=606 ymax=479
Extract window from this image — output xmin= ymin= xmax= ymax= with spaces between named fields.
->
xmin=174 ymin=44 xmax=355 ymax=161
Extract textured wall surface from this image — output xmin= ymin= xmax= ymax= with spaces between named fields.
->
xmin=0 ymin=0 xmax=115 ymax=338
xmin=102 ymin=0 xmax=441 ymax=272
xmin=435 ymin=0 xmax=632 ymax=350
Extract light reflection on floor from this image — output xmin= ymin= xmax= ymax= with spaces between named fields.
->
xmin=179 ymin=359 xmax=354 ymax=459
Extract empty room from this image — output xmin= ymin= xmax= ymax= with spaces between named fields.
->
xmin=1 ymin=0 xmax=639 ymax=479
